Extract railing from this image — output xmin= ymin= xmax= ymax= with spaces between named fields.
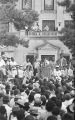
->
xmin=41 ymin=10 xmax=57 ymax=14
xmin=28 ymin=31 xmax=58 ymax=37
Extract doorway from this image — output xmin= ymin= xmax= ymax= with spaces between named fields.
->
xmin=41 ymin=55 xmax=55 ymax=62
xmin=26 ymin=55 xmax=34 ymax=65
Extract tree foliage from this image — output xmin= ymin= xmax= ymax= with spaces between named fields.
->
xmin=7 ymin=8 xmax=39 ymax=31
xmin=0 ymin=1 xmax=39 ymax=30
xmin=59 ymin=28 xmax=75 ymax=56
xmin=58 ymin=0 xmax=75 ymax=57
xmin=58 ymin=0 xmax=71 ymax=9
xmin=0 ymin=0 xmax=39 ymax=47
xmin=0 ymin=32 xmax=29 ymax=47
xmin=0 ymin=0 xmax=18 ymax=4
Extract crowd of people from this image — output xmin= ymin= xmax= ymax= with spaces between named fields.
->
xmin=0 ymin=51 xmax=75 ymax=120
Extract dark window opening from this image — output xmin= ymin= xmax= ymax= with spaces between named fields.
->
xmin=22 ymin=0 xmax=32 ymax=10
xmin=42 ymin=20 xmax=55 ymax=31
xmin=41 ymin=55 xmax=55 ymax=62
xmin=44 ymin=0 xmax=54 ymax=10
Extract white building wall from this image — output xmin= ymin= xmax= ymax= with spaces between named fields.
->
xmin=9 ymin=0 xmax=72 ymax=34
xmin=35 ymin=0 xmax=42 ymax=13
xmin=36 ymin=0 xmax=57 ymax=30
xmin=64 ymin=13 xmax=72 ymax=20
xmin=16 ymin=0 xmax=22 ymax=10
xmin=6 ymin=0 xmax=72 ymax=64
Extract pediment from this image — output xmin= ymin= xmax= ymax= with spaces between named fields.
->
xmin=38 ymin=43 xmax=60 ymax=50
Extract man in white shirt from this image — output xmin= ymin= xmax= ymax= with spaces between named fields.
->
xmin=23 ymin=58 xmax=32 ymax=70
xmin=61 ymin=66 xmax=68 ymax=77
xmin=0 ymin=59 xmax=5 ymax=67
xmin=11 ymin=67 xmax=17 ymax=78
xmin=17 ymin=66 xmax=24 ymax=78
xmin=3 ymin=95 xmax=12 ymax=120
xmin=44 ymin=58 xmax=50 ymax=66
xmin=0 ymin=52 xmax=6 ymax=67
xmin=60 ymin=53 xmax=67 ymax=68
xmin=0 ymin=52 xmax=6 ymax=77
xmin=34 ymin=60 xmax=40 ymax=69
xmin=10 ymin=57 xmax=17 ymax=67
xmin=33 ymin=59 xmax=40 ymax=76
xmin=53 ymin=65 xmax=62 ymax=77
xmin=61 ymin=94 xmax=73 ymax=113
xmin=53 ymin=65 xmax=62 ymax=82
xmin=67 ymin=67 xmax=73 ymax=77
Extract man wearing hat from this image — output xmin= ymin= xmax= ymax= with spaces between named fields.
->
xmin=53 ymin=65 xmax=62 ymax=81
xmin=0 ymin=83 xmax=6 ymax=94
xmin=57 ymin=53 xmax=67 ymax=68
xmin=0 ymin=52 xmax=7 ymax=81
xmin=61 ymin=65 xmax=68 ymax=78
xmin=67 ymin=66 xmax=74 ymax=77
xmin=10 ymin=57 xmax=17 ymax=67
xmin=67 ymin=99 xmax=75 ymax=119
xmin=0 ymin=52 xmax=6 ymax=67
xmin=3 ymin=95 xmax=12 ymax=120
xmin=11 ymin=67 xmax=17 ymax=78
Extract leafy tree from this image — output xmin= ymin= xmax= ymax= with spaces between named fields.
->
xmin=59 ymin=28 xmax=75 ymax=56
xmin=58 ymin=0 xmax=71 ymax=9
xmin=0 ymin=0 xmax=39 ymax=47
xmin=0 ymin=32 xmax=19 ymax=47
xmin=0 ymin=0 xmax=39 ymax=31
xmin=7 ymin=8 xmax=39 ymax=31
xmin=0 ymin=32 xmax=29 ymax=47
xmin=0 ymin=0 xmax=18 ymax=4
xmin=58 ymin=0 xmax=75 ymax=57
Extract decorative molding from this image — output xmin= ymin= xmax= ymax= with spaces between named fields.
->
xmin=41 ymin=10 xmax=57 ymax=14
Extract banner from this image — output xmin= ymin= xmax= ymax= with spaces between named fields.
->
xmin=39 ymin=65 xmax=53 ymax=79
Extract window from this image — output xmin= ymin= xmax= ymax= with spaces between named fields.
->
xmin=65 ymin=20 xmax=73 ymax=28
xmin=42 ymin=20 xmax=55 ymax=31
xmin=22 ymin=0 xmax=32 ymax=9
xmin=44 ymin=0 xmax=54 ymax=10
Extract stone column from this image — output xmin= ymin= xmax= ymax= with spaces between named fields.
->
xmin=32 ymin=0 xmax=35 ymax=10
xmin=41 ymin=0 xmax=44 ymax=11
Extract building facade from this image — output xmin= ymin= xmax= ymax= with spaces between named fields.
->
xmin=15 ymin=0 xmax=72 ymax=30
xmin=0 ymin=0 xmax=73 ymax=64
